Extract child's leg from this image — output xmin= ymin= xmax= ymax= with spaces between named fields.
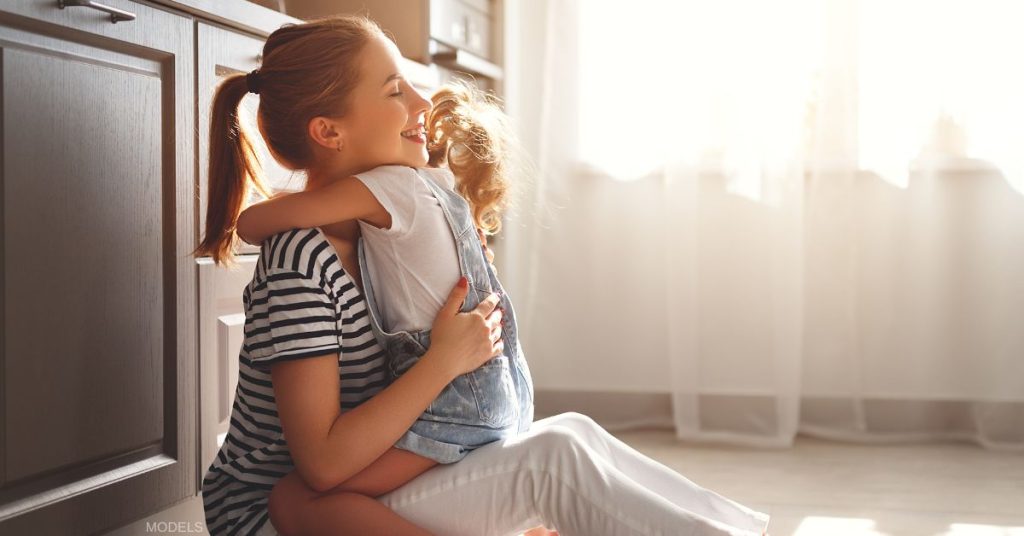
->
xmin=326 ymin=447 xmax=438 ymax=497
xmin=268 ymin=448 xmax=438 ymax=536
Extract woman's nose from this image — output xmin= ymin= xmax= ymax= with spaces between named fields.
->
xmin=410 ymin=86 xmax=431 ymax=115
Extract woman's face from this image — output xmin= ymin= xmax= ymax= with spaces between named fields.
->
xmin=336 ymin=34 xmax=432 ymax=172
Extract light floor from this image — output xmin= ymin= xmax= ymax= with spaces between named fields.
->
xmin=118 ymin=432 xmax=1024 ymax=535
xmin=614 ymin=429 xmax=1024 ymax=536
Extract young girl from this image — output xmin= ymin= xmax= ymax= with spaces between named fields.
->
xmin=199 ymin=13 xmax=769 ymax=535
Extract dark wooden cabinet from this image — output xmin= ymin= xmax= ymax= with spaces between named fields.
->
xmin=0 ymin=2 xmax=440 ymax=533
xmin=0 ymin=0 xmax=197 ymax=533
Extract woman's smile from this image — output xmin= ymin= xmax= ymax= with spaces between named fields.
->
xmin=401 ymin=123 xmax=426 ymax=144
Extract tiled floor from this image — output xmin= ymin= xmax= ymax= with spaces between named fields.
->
xmin=614 ymin=429 xmax=1024 ymax=536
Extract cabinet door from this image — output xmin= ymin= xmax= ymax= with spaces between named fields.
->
xmin=0 ymin=1 xmax=196 ymax=535
xmin=196 ymin=257 xmax=254 ymax=495
xmin=195 ymin=21 xmax=299 ymax=492
xmin=196 ymin=21 xmax=305 ymax=259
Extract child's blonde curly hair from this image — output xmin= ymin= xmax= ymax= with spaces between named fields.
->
xmin=426 ymin=79 xmax=518 ymax=237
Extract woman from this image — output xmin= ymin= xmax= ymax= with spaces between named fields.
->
xmin=194 ymin=14 xmax=770 ymax=536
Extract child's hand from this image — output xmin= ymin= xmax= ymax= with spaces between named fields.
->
xmin=233 ymin=190 xmax=301 ymax=245
xmin=235 ymin=204 xmax=261 ymax=246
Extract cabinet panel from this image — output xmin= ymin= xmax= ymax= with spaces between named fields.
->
xmin=196 ymin=20 xmax=297 ymax=495
xmin=0 ymin=1 xmax=196 ymax=534
xmin=196 ymin=257 xmax=253 ymax=492
xmin=196 ymin=21 xmax=305 ymax=258
xmin=3 ymin=43 xmax=165 ymax=482
xmin=430 ymin=0 xmax=492 ymax=59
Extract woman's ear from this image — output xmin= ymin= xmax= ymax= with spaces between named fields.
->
xmin=306 ymin=116 xmax=345 ymax=152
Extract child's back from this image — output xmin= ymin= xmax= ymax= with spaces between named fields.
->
xmin=352 ymin=165 xmax=464 ymax=333
xmin=352 ymin=162 xmax=534 ymax=465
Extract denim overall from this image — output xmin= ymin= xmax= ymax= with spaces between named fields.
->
xmin=356 ymin=168 xmax=534 ymax=464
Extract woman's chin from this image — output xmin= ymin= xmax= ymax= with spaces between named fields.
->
xmin=402 ymin=153 xmax=429 ymax=168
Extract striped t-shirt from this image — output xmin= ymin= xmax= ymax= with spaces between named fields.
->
xmin=201 ymin=227 xmax=388 ymax=535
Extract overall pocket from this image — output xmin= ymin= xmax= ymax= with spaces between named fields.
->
xmin=423 ymin=356 xmax=518 ymax=428
xmin=467 ymin=355 xmax=518 ymax=428
xmin=424 ymin=375 xmax=485 ymax=426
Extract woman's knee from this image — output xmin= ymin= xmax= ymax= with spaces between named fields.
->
xmin=541 ymin=411 xmax=601 ymax=434
xmin=514 ymin=426 xmax=607 ymax=511
xmin=561 ymin=411 xmax=599 ymax=429
xmin=524 ymin=425 xmax=589 ymax=464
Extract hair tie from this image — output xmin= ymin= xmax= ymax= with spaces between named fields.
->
xmin=246 ymin=69 xmax=262 ymax=95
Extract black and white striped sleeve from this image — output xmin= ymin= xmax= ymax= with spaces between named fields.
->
xmin=244 ymin=269 xmax=341 ymax=369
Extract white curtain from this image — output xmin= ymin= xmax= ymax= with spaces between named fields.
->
xmin=504 ymin=0 xmax=1024 ymax=450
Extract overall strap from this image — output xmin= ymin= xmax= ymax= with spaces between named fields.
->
xmin=414 ymin=169 xmax=489 ymax=295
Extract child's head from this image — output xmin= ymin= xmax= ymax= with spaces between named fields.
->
xmin=196 ymin=15 xmax=431 ymax=265
xmin=426 ymin=79 xmax=520 ymax=236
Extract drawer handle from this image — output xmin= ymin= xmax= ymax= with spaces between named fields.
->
xmin=58 ymin=0 xmax=137 ymax=24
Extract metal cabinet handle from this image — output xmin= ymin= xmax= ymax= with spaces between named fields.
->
xmin=58 ymin=0 xmax=136 ymax=24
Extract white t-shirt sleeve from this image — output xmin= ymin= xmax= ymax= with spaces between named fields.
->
xmin=353 ymin=165 xmax=420 ymax=237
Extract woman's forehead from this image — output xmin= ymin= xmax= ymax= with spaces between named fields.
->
xmin=360 ymin=36 xmax=402 ymax=81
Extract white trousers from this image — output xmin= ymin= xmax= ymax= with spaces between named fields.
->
xmin=378 ymin=412 xmax=770 ymax=535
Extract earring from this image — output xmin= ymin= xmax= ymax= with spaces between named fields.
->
xmin=336 ymin=143 xmax=342 ymax=153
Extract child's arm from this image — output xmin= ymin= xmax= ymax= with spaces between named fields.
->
xmin=236 ymin=176 xmax=390 ymax=245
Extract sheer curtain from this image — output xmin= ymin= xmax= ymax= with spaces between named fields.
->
xmin=505 ymin=0 xmax=1024 ymax=450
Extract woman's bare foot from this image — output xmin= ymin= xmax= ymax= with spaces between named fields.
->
xmin=522 ymin=527 xmax=558 ymax=536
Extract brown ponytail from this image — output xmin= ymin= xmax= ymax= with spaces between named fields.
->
xmin=193 ymin=15 xmax=385 ymax=266
xmin=192 ymin=74 xmax=271 ymax=267
xmin=426 ymin=79 xmax=519 ymax=236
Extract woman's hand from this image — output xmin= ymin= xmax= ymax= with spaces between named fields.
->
xmin=478 ymin=228 xmax=497 ymax=274
xmin=424 ymin=276 xmax=503 ymax=380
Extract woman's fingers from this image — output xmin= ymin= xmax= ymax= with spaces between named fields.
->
xmin=486 ymin=306 xmax=503 ymax=326
xmin=484 ymin=300 xmax=504 ymax=353
xmin=489 ymin=317 xmax=502 ymax=342
xmin=439 ymin=277 xmax=470 ymax=317
xmin=477 ymin=228 xmax=497 ymax=270
xmin=474 ymin=292 xmax=500 ymax=317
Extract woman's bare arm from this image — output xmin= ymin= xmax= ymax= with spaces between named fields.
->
xmin=236 ymin=177 xmax=389 ymax=245
xmin=271 ymin=351 xmax=450 ymax=493
xmin=271 ymin=279 xmax=504 ymax=493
